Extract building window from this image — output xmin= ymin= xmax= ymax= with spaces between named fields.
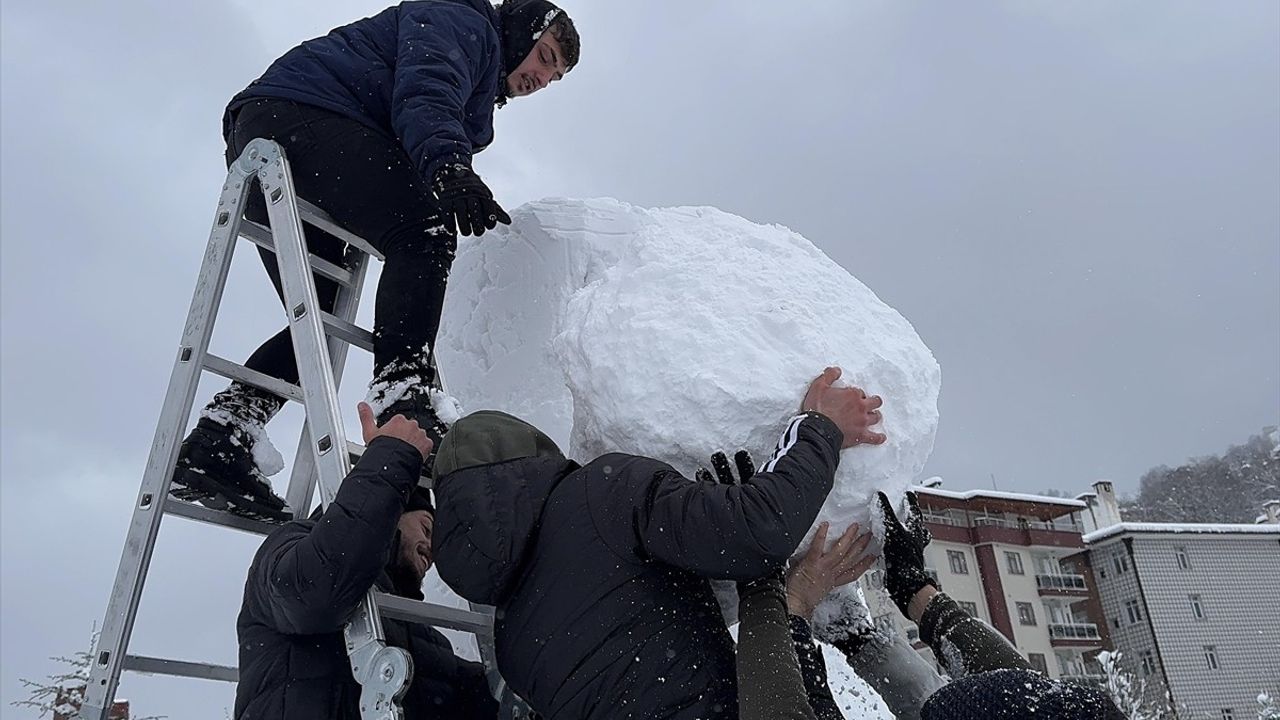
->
xmin=1221 ymin=710 xmax=1234 ymax=720
xmin=947 ymin=550 xmax=969 ymax=575
xmin=1005 ymin=551 xmax=1025 ymax=575
xmin=1016 ymin=602 xmax=1037 ymax=626
xmin=959 ymin=601 xmax=978 ymax=617
xmin=1176 ymin=547 xmax=1191 ymax=570
xmin=1189 ymin=594 xmax=1205 ymax=619
xmin=1204 ymin=646 xmax=1219 ymax=670
xmin=1028 ymin=653 xmax=1048 ymax=675
xmin=1139 ymin=650 xmax=1157 ymax=676
xmin=1124 ymin=599 xmax=1143 ymax=624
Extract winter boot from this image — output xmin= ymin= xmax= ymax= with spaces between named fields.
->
xmin=377 ymin=391 xmax=451 ymax=476
xmin=169 ymin=417 xmax=290 ymax=522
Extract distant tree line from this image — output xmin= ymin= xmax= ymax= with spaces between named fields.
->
xmin=1120 ymin=428 xmax=1279 ymax=524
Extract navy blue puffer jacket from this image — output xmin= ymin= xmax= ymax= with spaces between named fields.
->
xmin=225 ymin=0 xmax=502 ymax=183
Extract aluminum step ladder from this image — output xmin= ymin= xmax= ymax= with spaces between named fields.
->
xmin=79 ymin=139 xmax=527 ymax=720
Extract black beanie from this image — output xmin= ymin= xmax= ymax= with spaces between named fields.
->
xmin=498 ymin=0 xmax=570 ymax=76
xmin=406 ymin=484 xmax=434 ymax=515
xmin=921 ymin=669 xmax=1124 ymax=720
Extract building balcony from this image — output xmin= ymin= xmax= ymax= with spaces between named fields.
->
xmin=1036 ymin=573 xmax=1090 ymax=596
xmin=1048 ymin=622 xmax=1102 ymax=647
xmin=969 ymin=517 xmax=1085 ymax=549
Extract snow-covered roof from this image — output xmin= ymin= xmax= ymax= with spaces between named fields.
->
xmin=914 ymin=486 xmax=1087 ymax=508
xmin=1083 ymin=522 xmax=1280 ymax=543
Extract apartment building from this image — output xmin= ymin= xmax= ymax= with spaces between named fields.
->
xmin=861 ymin=483 xmax=1110 ymax=683
xmin=1079 ymin=481 xmax=1280 ymax=720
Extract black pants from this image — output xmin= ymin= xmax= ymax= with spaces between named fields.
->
xmin=211 ymin=99 xmax=456 ymax=424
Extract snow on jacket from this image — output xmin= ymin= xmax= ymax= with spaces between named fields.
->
xmin=233 ymin=436 xmax=497 ymax=720
xmin=432 ymin=412 xmax=845 ymax=720
xmin=224 ymin=0 xmax=502 ymax=183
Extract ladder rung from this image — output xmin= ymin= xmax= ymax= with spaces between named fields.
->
xmin=123 ymin=654 xmax=238 ymax=683
xmin=203 ymin=354 xmax=305 ymax=404
xmin=320 ymin=311 xmax=374 ymax=353
xmin=297 ymin=198 xmax=384 ymax=262
xmin=164 ymin=498 xmax=278 ymax=536
xmin=239 ymin=221 xmax=356 ymax=287
xmin=373 ymin=592 xmax=493 ymax=635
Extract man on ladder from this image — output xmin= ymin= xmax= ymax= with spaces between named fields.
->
xmin=171 ymin=0 xmax=581 ymax=521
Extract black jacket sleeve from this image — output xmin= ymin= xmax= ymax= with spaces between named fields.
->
xmin=919 ymin=591 xmax=1032 ymax=677
xmin=789 ymin=616 xmax=843 ymax=720
xmin=627 ymin=413 xmax=844 ymax=580
xmin=248 ymin=436 xmax=424 ymax=635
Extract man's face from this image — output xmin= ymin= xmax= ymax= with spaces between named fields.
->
xmin=506 ymin=31 xmax=568 ymax=98
xmin=396 ymin=510 xmax=434 ymax=585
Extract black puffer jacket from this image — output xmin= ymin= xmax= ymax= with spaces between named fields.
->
xmin=433 ymin=413 xmax=844 ymax=720
xmin=233 ymin=436 xmax=497 ymax=719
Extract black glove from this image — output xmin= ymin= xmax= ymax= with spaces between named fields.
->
xmin=877 ymin=490 xmax=934 ymax=617
xmin=696 ymin=449 xmax=756 ymax=486
xmin=432 ymin=163 xmax=512 ymax=237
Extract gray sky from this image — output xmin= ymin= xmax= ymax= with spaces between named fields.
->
xmin=2 ymin=1 xmax=1277 ymax=716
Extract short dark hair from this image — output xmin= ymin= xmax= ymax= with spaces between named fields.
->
xmin=547 ymin=12 xmax=580 ymax=70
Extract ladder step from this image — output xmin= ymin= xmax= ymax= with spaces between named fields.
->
xmin=320 ymin=311 xmax=374 ymax=353
xmin=164 ymin=497 xmax=279 ymax=536
xmin=239 ymin=221 xmax=356 ymax=287
xmin=122 ymin=654 xmax=238 ymax=683
xmin=203 ymin=354 xmax=305 ymax=404
xmin=373 ymin=592 xmax=493 ymax=635
xmin=296 ymin=198 xmax=384 ymax=262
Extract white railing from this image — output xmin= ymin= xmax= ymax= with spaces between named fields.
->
xmin=1048 ymin=623 xmax=1101 ymax=640
xmin=1036 ymin=573 xmax=1087 ymax=591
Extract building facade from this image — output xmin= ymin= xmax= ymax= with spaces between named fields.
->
xmin=1079 ymin=481 xmax=1280 ymax=720
xmin=861 ymin=485 xmax=1111 ymax=682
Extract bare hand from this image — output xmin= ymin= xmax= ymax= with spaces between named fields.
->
xmin=801 ymin=367 xmax=886 ymax=449
xmin=358 ymin=402 xmax=433 ymax=460
xmin=785 ymin=521 xmax=876 ymax=619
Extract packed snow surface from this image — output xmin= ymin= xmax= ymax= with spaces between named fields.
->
xmin=439 ymin=197 xmax=941 ymax=540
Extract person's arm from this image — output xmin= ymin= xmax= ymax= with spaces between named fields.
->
xmin=879 ymin=492 xmax=1032 ymax=678
xmin=634 ymin=367 xmax=885 ymax=579
xmin=392 ymin=4 xmax=498 ymax=182
xmin=736 ymin=574 xmax=817 ymax=720
xmin=250 ymin=405 xmax=429 ymax=635
xmin=910 ymin=587 xmax=1031 ymax=677
xmin=634 ymin=412 xmax=843 ymax=579
xmin=788 ymin=615 xmax=844 ymax=720
xmin=784 ymin=522 xmax=878 ymax=720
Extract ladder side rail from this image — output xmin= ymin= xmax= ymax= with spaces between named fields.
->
xmin=284 ymin=246 xmax=373 ymax=520
xmin=253 ymin=139 xmax=410 ymax=720
xmin=79 ymin=162 xmax=257 ymax=720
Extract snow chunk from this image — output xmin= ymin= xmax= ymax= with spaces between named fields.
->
xmin=439 ymin=198 xmax=941 ymax=546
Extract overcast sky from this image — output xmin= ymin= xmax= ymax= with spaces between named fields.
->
xmin=2 ymin=1 xmax=1277 ymax=716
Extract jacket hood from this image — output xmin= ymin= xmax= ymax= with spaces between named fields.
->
xmin=432 ymin=455 xmax=579 ymax=605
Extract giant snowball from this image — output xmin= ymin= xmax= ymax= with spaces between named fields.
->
xmin=437 ymin=198 xmax=940 ymax=538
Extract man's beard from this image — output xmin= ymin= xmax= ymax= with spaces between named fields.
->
xmin=387 ymin=532 xmax=426 ymax=599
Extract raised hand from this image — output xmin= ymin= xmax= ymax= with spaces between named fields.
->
xmin=696 ymin=449 xmax=756 ymax=485
xmin=358 ymin=401 xmax=433 ymax=460
xmin=785 ymin=521 xmax=876 ymax=620
xmin=801 ymin=366 xmax=886 ymax=449
xmin=877 ymin=490 xmax=934 ymax=617
xmin=432 ymin=163 xmax=512 ymax=237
